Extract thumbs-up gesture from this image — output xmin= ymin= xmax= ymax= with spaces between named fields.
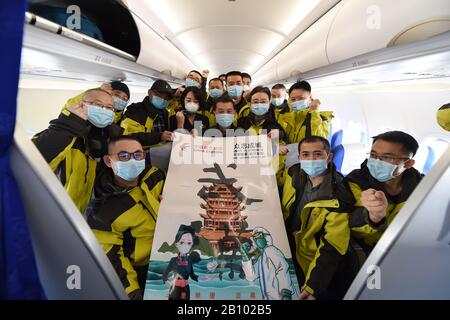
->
xmin=67 ymin=103 xmax=88 ymax=120
xmin=361 ymin=188 xmax=388 ymax=224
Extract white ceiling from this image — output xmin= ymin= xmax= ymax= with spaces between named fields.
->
xmin=125 ymin=0 xmax=339 ymax=78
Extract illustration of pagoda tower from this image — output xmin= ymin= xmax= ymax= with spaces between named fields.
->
xmin=197 ymin=163 xmax=262 ymax=253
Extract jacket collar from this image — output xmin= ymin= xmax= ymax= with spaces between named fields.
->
xmin=345 ymin=159 xmax=423 ymax=203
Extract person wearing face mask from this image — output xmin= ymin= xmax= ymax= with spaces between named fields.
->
xmin=237 ymin=86 xmax=288 ymax=143
xmin=60 ymin=81 xmax=130 ymax=124
xmin=33 ymin=88 xmax=122 ymax=213
xmin=284 ymin=81 xmax=333 ymax=143
xmin=281 ymin=136 xmax=357 ymax=300
xmin=170 ymin=70 xmax=208 ymax=112
xmin=162 ymin=225 xmax=201 ymax=300
xmin=345 ymin=131 xmax=423 ymax=257
xmin=270 ymin=84 xmax=291 ymax=123
xmin=86 ymin=136 xmax=165 ymax=300
xmin=240 ymin=227 xmax=297 ymax=300
xmin=120 ymin=79 xmax=175 ymax=148
xmin=225 ymin=71 xmax=249 ymax=115
xmin=205 ymin=77 xmax=226 ymax=125
xmin=242 ymin=72 xmax=252 ymax=101
xmin=207 ymin=96 xmax=245 ymax=137
xmin=170 ymin=87 xmax=210 ymax=136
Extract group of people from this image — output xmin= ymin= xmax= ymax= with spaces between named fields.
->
xmin=32 ymin=69 xmax=423 ymax=300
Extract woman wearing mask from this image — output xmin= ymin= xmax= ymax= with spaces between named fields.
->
xmin=170 ymin=86 xmax=210 ymax=136
xmin=237 ymin=86 xmax=288 ymax=144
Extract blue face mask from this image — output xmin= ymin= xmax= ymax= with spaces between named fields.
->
xmin=291 ymin=99 xmax=309 ymax=112
xmin=112 ymin=159 xmax=145 ymax=181
xmin=300 ymin=159 xmax=328 ymax=177
xmin=209 ymin=88 xmax=223 ymax=99
xmin=251 ymin=103 xmax=270 ymax=116
xmin=367 ymin=158 xmax=406 ymax=182
xmin=185 ymin=78 xmax=200 ymax=88
xmin=87 ymin=105 xmax=115 ymax=128
xmin=215 ymin=113 xmax=234 ymax=128
xmin=272 ymin=98 xmax=284 ymax=107
xmin=113 ymin=95 xmax=128 ymax=111
xmin=151 ymin=95 xmax=169 ymax=109
xmin=227 ymin=85 xmax=244 ymax=98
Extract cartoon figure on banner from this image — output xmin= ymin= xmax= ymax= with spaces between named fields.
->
xmin=240 ymin=227 xmax=298 ymax=300
xmin=162 ymin=224 xmax=214 ymax=300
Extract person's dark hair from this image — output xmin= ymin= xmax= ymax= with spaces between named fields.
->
xmin=438 ymin=102 xmax=450 ymax=111
xmin=180 ymin=86 xmax=207 ymax=110
xmin=213 ymin=95 xmax=235 ymax=110
xmin=174 ymin=225 xmax=199 ymax=245
xmin=249 ymin=86 xmax=271 ymax=100
xmin=241 ymin=72 xmax=252 ymax=81
xmin=107 ymin=135 xmax=142 ymax=153
xmin=298 ymin=136 xmax=331 ymax=154
xmin=272 ymin=83 xmax=286 ymax=90
xmin=288 ymin=80 xmax=312 ymax=95
xmin=208 ymin=77 xmax=223 ymax=86
xmin=219 ymin=74 xmax=226 ymax=79
xmin=372 ymin=131 xmax=419 ymax=157
xmin=225 ymin=71 xmax=243 ymax=82
xmin=188 ymin=70 xmax=202 ymax=79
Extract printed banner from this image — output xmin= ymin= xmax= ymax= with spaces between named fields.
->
xmin=144 ymin=133 xmax=300 ymax=300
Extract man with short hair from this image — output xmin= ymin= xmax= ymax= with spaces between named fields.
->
xmin=120 ymin=79 xmax=175 ymax=148
xmin=242 ymin=72 xmax=252 ymax=100
xmin=206 ymin=95 xmax=245 ymax=137
xmin=285 ymin=81 xmax=333 ymax=143
xmin=270 ymin=83 xmax=291 ymax=123
xmin=345 ymin=131 xmax=423 ymax=255
xmin=225 ymin=71 xmax=249 ymax=115
xmin=33 ymin=88 xmax=121 ymax=213
xmin=86 ymin=136 xmax=165 ymax=300
xmin=282 ymin=136 xmax=356 ymax=300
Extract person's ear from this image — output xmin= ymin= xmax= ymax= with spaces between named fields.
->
xmin=404 ymin=159 xmax=415 ymax=169
xmin=327 ymin=152 xmax=333 ymax=164
xmin=103 ymin=155 xmax=112 ymax=168
xmin=147 ymin=89 xmax=153 ymax=98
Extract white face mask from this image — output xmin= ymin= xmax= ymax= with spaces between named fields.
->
xmin=178 ymin=243 xmax=191 ymax=255
xmin=185 ymin=102 xmax=199 ymax=113
xmin=243 ymin=85 xmax=250 ymax=91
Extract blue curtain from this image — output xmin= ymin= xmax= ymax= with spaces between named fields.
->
xmin=0 ymin=1 xmax=45 ymax=299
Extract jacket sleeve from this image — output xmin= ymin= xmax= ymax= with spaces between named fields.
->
xmin=32 ymin=110 xmax=87 ymax=169
xmin=303 ymin=211 xmax=350 ymax=297
xmin=347 ymin=181 xmax=388 ymax=237
xmin=93 ymin=232 xmax=140 ymax=294
xmin=309 ymin=110 xmax=332 ymax=139
xmin=120 ymin=116 xmax=162 ymax=148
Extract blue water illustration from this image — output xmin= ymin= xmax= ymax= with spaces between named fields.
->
xmin=144 ymin=257 xmax=300 ymax=300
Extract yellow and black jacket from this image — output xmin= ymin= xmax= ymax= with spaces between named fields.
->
xmin=281 ymin=163 xmax=355 ymax=298
xmin=270 ymin=101 xmax=291 ymax=122
xmin=237 ymin=113 xmax=289 ymax=144
xmin=32 ymin=110 xmax=121 ymax=213
xmin=86 ymin=164 xmax=165 ymax=298
xmin=120 ymin=96 xmax=174 ymax=148
xmin=282 ymin=109 xmax=333 ymax=143
xmin=345 ymin=160 xmax=423 ymax=251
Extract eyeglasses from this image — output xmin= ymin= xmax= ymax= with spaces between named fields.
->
xmin=367 ymin=152 xmax=410 ymax=164
xmin=83 ymin=100 xmax=115 ymax=112
xmin=110 ymin=151 xmax=145 ymax=162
